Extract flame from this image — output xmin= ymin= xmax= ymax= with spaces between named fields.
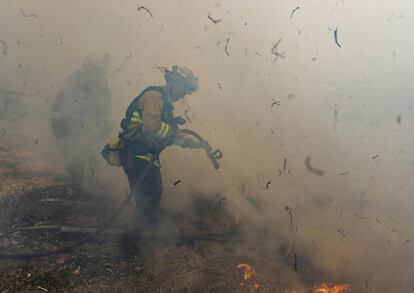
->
xmin=236 ymin=263 xmax=260 ymax=291
xmin=285 ymin=283 xmax=352 ymax=293
xmin=235 ymin=264 xmax=351 ymax=293
xmin=313 ymin=283 xmax=352 ymax=293
xmin=236 ymin=263 xmax=255 ymax=280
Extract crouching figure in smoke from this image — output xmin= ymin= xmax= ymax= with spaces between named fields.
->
xmin=103 ymin=65 xmax=212 ymax=258
xmin=51 ymin=56 xmax=112 ymax=197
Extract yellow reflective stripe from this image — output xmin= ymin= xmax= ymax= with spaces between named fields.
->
xmin=136 ymin=154 xmax=160 ymax=167
xmin=130 ymin=111 xmax=142 ymax=123
xmin=156 ymin=122 xmax=170 ymax=138
xmin=156 ymin=123 xmax=166 ymax=137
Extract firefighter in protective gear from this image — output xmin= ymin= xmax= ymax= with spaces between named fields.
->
xmin=116 ymin=65 xmax=207 ymax=257
xmin=52 ymin=56 xmax=112 ymax=197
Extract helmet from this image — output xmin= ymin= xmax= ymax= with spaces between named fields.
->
xmin=164 ymin=65 xmax=198 ymax=94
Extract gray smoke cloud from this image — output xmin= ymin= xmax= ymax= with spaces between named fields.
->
xmin=1 ymin=0 xmax=414 ymax=291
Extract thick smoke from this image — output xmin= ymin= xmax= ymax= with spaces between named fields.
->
xmin=1 ymin=0 xmax=414 ymax=291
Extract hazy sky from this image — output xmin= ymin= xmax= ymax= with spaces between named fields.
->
xmin=1 ymin=0 xmax=414 ymax=291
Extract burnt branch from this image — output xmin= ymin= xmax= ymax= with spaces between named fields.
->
xmin=0 ymin=39 xmax=7 ymax=55
xmin=110 ymin=52 xmax=132 ymax=76
xmin=20 ymin=8 xmax=38 ymax=18
xmin=224 ymin=38 xmax=230 ymax=56
xmin=271 ymin=38 xmax=285 ymax=61
xmin=208 ymin=13 xmax=221 ymax=24
xmin=304 ymin=155 xmax=325 ymax=176
xmin=137 ymin=6 xmax=153 ymax=18
xmin=54 ymin=32 xmax=63 ymax=46
xmin=334 ymin=27 xmax=342 ymax=48
xmin=290 ymin=7 xmax=300 ymax=18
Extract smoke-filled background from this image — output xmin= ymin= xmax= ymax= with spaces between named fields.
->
xmin=1 ymin=0 xmax=414 ymax=291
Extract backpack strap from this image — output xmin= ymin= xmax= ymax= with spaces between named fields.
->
xmin=121 ymin=86 xmax=167 ymax=131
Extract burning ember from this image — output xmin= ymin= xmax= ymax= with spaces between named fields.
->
xmin=236 ymin=263 xmax=351 ymax=293
xmin=236 ymin=264 xmax=255 ymax=281
xmin=313 ymin=283 xmax=352 ymax=293
xmin=286 ymin=283 xmax=352 ymax=293
xmin=236 ymin=263 xmax=260 ymax=291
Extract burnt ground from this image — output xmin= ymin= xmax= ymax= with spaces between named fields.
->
xmin=0 ymin=140 xmax=349 ymax=292
xmin=0 ymin=187 xmax=304 ymax=292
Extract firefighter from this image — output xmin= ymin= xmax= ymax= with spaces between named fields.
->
xmin=115 ymin=65 xmax=209 ymax=257
xmin=51 ymin=56 xmax=112 ymax=197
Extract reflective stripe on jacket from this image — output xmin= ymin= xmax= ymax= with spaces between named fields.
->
xmin=135 ymin=153 xmax=160 ymax=167
xmin=120 ymin=86 xmax=175 ymax=163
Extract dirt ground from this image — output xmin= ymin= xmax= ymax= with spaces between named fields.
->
xmin=0 ymin=137 xmax=348 ymax=293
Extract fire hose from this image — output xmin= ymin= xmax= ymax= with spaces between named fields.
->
xmin=0 ymin=129 xmax=222 ymax=260
xmin=0 ymin=153 xmax=158 ymax=260
xmin=181 ymin=129 xmax=223 ymax=170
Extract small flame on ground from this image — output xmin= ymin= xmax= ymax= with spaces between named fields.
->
xmin=286 ymin=283 xmax=352 ymax=293
xmin=236 ymin=263 xmax=255 ymax=280
xmin=236 ymin=263 xmax=260 ymax=291
xmin=313 ymin=283 xmax=352 ymax=293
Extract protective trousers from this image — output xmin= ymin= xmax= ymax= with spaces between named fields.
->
xmin=122 ymin=152 xmax=163 ymax=232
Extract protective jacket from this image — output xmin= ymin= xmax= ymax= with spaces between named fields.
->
xmin=119 ymin=86 xmax=176 ymax=165
xmin=124 ymin=86 xmax=175 ymax=133
xmin=102 ymin=86 xmax=201 ymax=167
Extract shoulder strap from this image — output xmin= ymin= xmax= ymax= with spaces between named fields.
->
xmin=122 ymin=86 xmax=167 ymax=131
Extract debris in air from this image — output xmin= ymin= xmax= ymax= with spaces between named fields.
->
xmin=338 ymin=171 xmax=349 ymax=176
xmin=287 ymin=93 xmax=295 ymax=100
xmin=137 ymin=6 xmax=153 ymax=18
xmin=263 ymin=181 xmax=271 ymax=189
xmin=285 ymin=206 xmax=293 ymax=226
xmin=294 ymin=253 xmax=298 ymax=271
xmin=271 ymin=38 xmax=285 ymax=61
xmin=20 ymin=8 xmax=38 ymax=18
xmin=372 ymin=155 xmax=380 ymax=160
xmin=355 ymin=213 xmax=364 ymax=220
xmin=154 ymin=65 xmax=168 ymax=73
xmin=271 ymin=99 xmax=280 ymax=107
xmin=217 ymin=82 xmax=223 ymax=90
xmin=304 ymin=155 xmax=325 ymax=176
xmin=396 ymin=114 xmax=402 ymax=124
xmin=290 ymin=7 xmax=300 ymax=18
xmin=332 ymin=0 xmax=344 ymax=13
xmin=207 ymin=13 xmax=221 ymax=24
xmin=111 ymin=52 xmax=132 ymax=76
xmin=224 ymin=38 xmax=230 ymax=56
xmin=333 ymin=27 xmax=341 ymax=47
xmin=54 ymin=32 xmax=63 ymax=46
xmin=338 ymin=228 xmax=348 ymax=238
xmin=184 ymin=110 xmax=192 ymax=123
xmin=0 ymin=39 xmax=8 ymax=55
